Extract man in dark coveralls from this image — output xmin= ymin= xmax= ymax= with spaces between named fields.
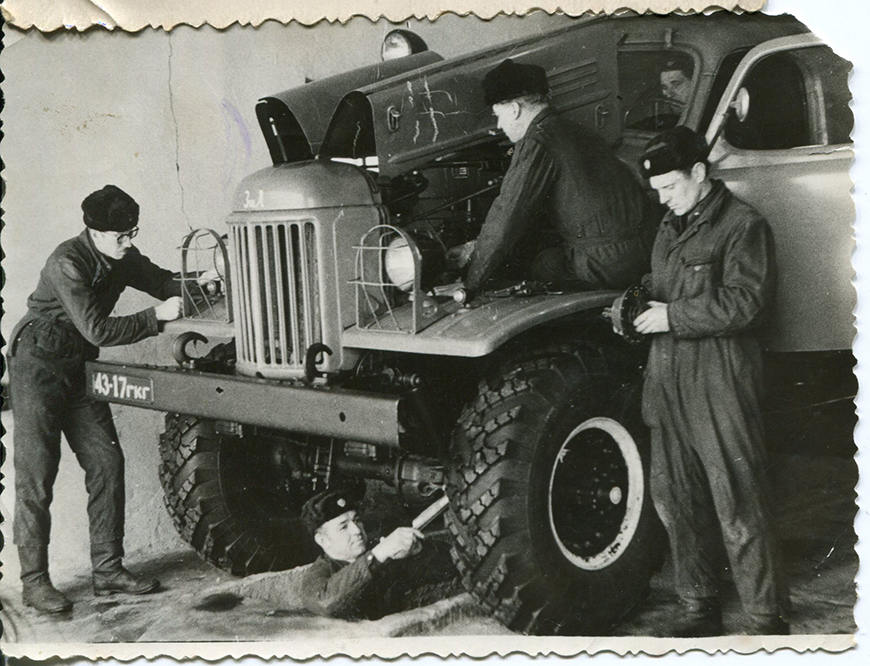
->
xmin=7 ymin=185 xmax=183 ymax=614
xmin=631 ymin=127 xmax=787 ymax=636
xmin=459 ymin=58 xmax=658 ymax=293
xmin=298 ymin=489 xmax=454 ymax=620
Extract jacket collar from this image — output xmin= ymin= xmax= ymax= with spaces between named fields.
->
xmin=526 ymin=106 xmax=555 ymax=134
xmin=515 ymin=107 xmax=555 ymax=146
xmin=663 ymin=179 xmax=728 ymax=236
xmin=79 ymin=228 xmax=114 ymax=286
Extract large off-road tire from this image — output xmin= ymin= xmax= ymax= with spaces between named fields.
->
xmin=158 ymin=414 xmax=320 ymax=575
xmin=446 ymin=342 xmax=664 ymax=635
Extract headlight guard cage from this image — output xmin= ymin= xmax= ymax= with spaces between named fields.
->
xmin=352 ymin=224 xmax=432 ymax=334
xmin=179 ymin=227 xmax=233 ymax=323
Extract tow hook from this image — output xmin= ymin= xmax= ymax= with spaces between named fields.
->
xmin=304 ymin=343 xmax=333 ymax=383
xmin=173 ymin=331 xmax=209 ymax=369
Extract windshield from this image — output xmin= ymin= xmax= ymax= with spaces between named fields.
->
xmin=618 ymin=50 xmax=696 ymax=133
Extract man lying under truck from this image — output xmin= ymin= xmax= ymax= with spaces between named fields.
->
xmin=298 ymin=489 xmax=456 ymax=621
xmin=454 ymin=59 xmax=659 ymax=295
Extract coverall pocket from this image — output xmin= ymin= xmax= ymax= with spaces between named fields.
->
xmin=682 ymin=255 xmax=717 ymax=295
xmin=30 ymin=327 xmax=78 ymax=360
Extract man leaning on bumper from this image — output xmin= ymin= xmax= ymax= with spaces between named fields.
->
xmin=631 ymin=127 xmax=788 ymax=637
xmin=7 ymin=185 xmax=183 ymax=614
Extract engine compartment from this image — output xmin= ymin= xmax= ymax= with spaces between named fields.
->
xmin=376 ymin=141 xmax=509 ymax=279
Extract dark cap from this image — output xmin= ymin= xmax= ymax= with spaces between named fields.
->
xmin=639 ymin=126 xmax=709 ymax=179
xmin=662 ymin=57 xmax=694 ymax=78
xmin=82 ymin=185 xmax=139 ymax=232
xmin=301 ymin=488 xmax=360 ymax=535
xmin=483 ymin=58 xmax=549 ymax=107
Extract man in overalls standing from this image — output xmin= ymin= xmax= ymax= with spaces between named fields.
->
xmin=7 ymin=185 xmax=182 ymax=614
xmin=632 ymin=127 xmax=788 ymax=636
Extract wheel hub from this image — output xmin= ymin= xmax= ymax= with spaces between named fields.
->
xmin=547 ymin=417 xmax=645 ymax=571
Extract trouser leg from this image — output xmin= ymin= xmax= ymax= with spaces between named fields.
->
xmin=693 ymin=401 xmax=785 ymax=619
xmin=9 ymin=355 xmax=64 ymax=552
xmin=62 ymin=394 xmax=126 ymax=556
xmin=18 ymin=545 xmax=51 ymax=585
xmin=62 ymin=390 xmax=159 ymax=595
xmin=649 ymin=410 xmax=722 ymax=604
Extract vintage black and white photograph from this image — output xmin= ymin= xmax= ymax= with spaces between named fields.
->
xmin=0 ymin=0 xmax=862 ymax=657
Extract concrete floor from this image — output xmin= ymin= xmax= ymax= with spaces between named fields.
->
xmin=0 ymin=451 xmax=857 ymax=646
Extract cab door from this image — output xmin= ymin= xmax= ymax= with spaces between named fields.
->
xmin=703 ymin=35 xmax=854 ymax=353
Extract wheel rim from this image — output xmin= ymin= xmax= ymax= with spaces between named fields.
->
xmin=547 ymin=417 xmax=644 ymax=571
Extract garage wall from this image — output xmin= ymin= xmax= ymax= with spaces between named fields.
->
xmin=0 ymin=13 xmax=573 ymax=578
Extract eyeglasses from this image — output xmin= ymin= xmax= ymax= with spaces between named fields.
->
xmin=106 ymin=227 xmax=139 ymax=245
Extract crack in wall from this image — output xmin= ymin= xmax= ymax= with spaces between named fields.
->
xmin=168 ymin=35 xmax=192 ymax=231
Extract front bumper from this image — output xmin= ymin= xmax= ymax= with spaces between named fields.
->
xmin=86 ymin=361 xmax=402 ymax=446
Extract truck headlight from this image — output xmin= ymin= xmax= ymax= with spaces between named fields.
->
xmin=384 ymin=235 xmax=416 ymax=292
xmin=384 ymin=233 xmax=445 ymax=293
xmin=381 ymin=29 xmax=429 ymax=61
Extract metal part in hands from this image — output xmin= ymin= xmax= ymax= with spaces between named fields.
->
xmin=411 ymin=494 xmax=450 ymax=530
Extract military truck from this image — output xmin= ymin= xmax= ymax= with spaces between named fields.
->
xmin=87 ymin=12 xmax=854 ymax=634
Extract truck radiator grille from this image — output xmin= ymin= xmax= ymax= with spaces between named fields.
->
xmin=231 ymin=221 xmax=321 ymax=372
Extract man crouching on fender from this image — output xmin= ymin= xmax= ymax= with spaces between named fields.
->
xmin=299 ymin=489 xmax=453 ymax=620
xmin=454 ymin=58 xmax=658 ymax=294
xmin=631 ymin=127 xmax=787 ymax=636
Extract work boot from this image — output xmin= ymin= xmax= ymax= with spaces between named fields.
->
xmin=22 ymin=575 xmax=74 ymax=614
xmin=19 ymin=546 xmax=73 ymax=614
xmin=91 ymin=539 xmax=160 ymax=597
xmin=672 ymin=598 xmax=723 ymax=637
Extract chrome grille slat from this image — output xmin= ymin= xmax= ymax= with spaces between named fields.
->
xmin=261 ymin=225 xmax=278 ymax=364
xmin=231 ymin=219 xmax=321 ymax=374
xmin=247 ymin=225 xmax=266 ymax=367
xmin=306 ymin=223 xmax=321 ymax=345
xmin=284 ymin=225 xmax=302 ymax=364
xmin=273 ymin=226 xmax=289 ymax=365
xmin=236 ymin=226 xmax=257 ymax=362
xmin=300 ymin=224 xmax=313 ymax=349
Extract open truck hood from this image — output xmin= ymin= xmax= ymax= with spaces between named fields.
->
xmin=256 ymin=51 xmax=443 ymax=164
xmin=316 ymin=12 xmax=807 ymax=178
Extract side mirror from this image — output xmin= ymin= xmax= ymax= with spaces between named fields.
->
xmin=730 ymin=87 xmax=751 ymax=123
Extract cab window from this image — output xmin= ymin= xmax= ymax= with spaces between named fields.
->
xmin=699 ymin=49 xmax=747 ymax=133
xmin=719 ymin=46 xmax=852 ymax=150
xmin=618 ymin=51 xmax=696 ymax=132
xmin=724 ymin=53 xmax=810 ymax=150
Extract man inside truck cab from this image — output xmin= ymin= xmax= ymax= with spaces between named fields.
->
xmin=458 ymin=58 xmax=659 ymax=294
xmin=660 ymin=58 xmax=694 ymax=109
xmin=631 ymin=127 xmax=788 ymax=636
xmin=7 ymin=185 xmax=183 ymax=614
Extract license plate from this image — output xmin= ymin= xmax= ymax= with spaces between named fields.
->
xmin=91 ymin=370 xmax=154 ymax=404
